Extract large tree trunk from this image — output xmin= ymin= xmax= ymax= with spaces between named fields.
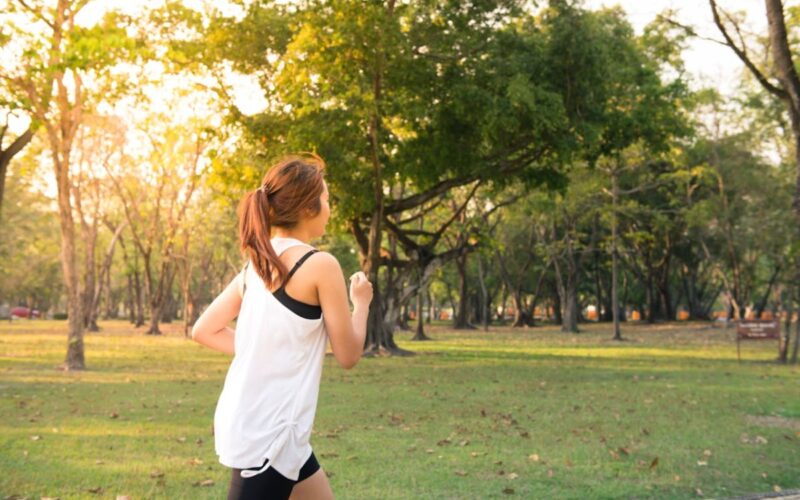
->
xmin=763 ymin=0 xmax=800 ymax=224
xmin=356 ymin=1 xmax=408 ymax=355
xmin=160 ymin=291 xmax=175 ymax=323
xmin=510 ymin=291 xmax=529 ymax=327
xmin=453 ymin=252 xmax=473 ymax=329
xmin=562 ymin=279 xmax=579 ymax=333
xmin=552 ymin=285 xmax=563 ymax=325
xmin=553 ymin=246 xmax=579 ymax=333
xmin=54 ymin=153 xmax=84 ymax=369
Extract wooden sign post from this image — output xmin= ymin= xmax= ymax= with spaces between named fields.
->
xmin=736 ymin=320 xmax=781 ymax=362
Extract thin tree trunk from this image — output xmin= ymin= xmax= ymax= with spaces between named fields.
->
xmin=611 ymin=168 xmax=622 ymax=340
xmin=781 ymin=287 xmax=793 ymax=363
xmin=791 ymin=298 xmax=800 ymax=364
xmin=426 ymin=289 xmax=433 ymax=325
xmin=477 ymin=255 xmax=489 ymax=331
xmin=134 ymin=265 xmax=144 ymax=327
xmin=412 ymin=277 xmax=430 ymax=340
xmin=126 ymin=273 xmax=135 ymax=323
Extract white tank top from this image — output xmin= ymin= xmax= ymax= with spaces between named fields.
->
xmin=214 ymin=237 xmax=328 ymax=480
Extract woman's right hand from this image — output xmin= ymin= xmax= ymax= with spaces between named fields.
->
xmin=349 ymin=271 xmax=373 ymax=308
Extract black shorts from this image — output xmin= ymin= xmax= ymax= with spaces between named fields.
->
xmin=227 ymin=451 xmax=321 ymax=500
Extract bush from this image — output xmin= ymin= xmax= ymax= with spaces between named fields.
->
xmin=52 ymin=313 xmax=68 ymax=320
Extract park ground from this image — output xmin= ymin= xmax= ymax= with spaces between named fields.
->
xmin=0 ymin=320 xmax=799 ymax=499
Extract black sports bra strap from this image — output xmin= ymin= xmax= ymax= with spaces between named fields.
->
xmin=283 ymin=249 xmax=319 ymax=285
xmin=242 ymin=261 xmax=250 ymax=296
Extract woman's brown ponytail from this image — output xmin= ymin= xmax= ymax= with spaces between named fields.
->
xmin=237 ymin=154 xmax=326 ymax=290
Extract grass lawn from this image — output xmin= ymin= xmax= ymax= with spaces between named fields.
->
xmin=1 ymin=319 xmax=799 ymax=499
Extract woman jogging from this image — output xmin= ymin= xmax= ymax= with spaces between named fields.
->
xmin=191 ymin=154 xmax=373 ymax=499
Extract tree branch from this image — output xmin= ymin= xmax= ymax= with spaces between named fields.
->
xmin=709 ymin=0 xmax=788 ymax=100
xmin=14 ymin=0 xmax=56 ymax=30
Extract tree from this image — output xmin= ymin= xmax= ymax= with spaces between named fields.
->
xmin=2 ymin=0 xmax=139 ymax=369
xmin=205 ymin=0 xmax=575 ymax=353
xmin=708 ymin=0 xmax=800 ymax=220
xmin=0 ymin=148 xmax=63 ymax=312
xmin=0 ymin=6 xmax=35 ymax=225
xmin=104 ymin=117 xmax=209 ymax=335
xmin=493 ymin=192 xmax=552 ymax=328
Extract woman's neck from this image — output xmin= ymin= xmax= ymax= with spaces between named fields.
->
xmin=271 ymin=229 xmax=312 ymax=244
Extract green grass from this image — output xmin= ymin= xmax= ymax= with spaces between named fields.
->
xmin=1 ymin=320 xmax=799 ymax=499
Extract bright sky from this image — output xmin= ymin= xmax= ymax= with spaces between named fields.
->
xmin=586 ymin=0 xmax=782 ymax=96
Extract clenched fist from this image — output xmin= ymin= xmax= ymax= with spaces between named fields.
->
xmin=349 ymin=271 xmax=373 ymax=308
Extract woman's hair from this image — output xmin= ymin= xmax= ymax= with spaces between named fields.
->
xmin=238 ymin=153 xmax=326 ymax=290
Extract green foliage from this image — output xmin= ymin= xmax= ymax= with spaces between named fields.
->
xmin=204 ymin=0 xmax=581 ymax=221
xmin=0 ymin=161 xmax=63 ymax=311
xmin=65 ymin=13 xmax=141 ymax=71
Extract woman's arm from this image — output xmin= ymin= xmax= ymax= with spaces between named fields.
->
xmin=191 ymin=273 xmax=243 ymax=355
xmin=315 ymin=253 xmax=372 ymax=369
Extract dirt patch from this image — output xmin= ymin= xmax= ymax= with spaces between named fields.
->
xmin=746 ymin=415 xmax=800 ymax=431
